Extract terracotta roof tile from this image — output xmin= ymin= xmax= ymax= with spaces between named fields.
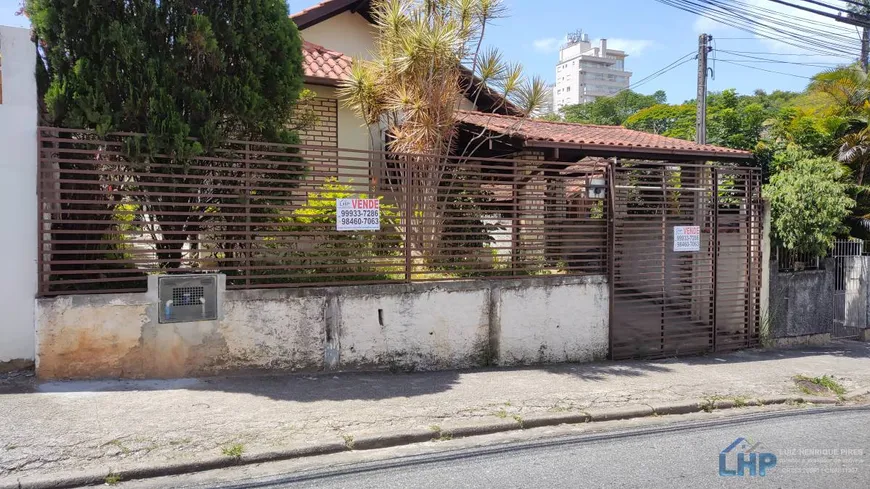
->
xmin=302 ymin=41 xmax=353 ymax=84
xmin=455 ymin=110 xmax=752 ymax=159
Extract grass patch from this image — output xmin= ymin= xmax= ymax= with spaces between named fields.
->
xmin=700 ymin=395 xmax=726 ymax=413
xmin=221 ymin=443 xmax=244 ymax=459
xmin=428 ymin=424 xmax=453 ymax=441
xmin=493 ymin=409 xmax=508 ymax=419
xmin=435 ymin=432 xmax=454 ymax=442
xmin=794 ymin=375 xmax=847 ymax=397
xmin=512 ymin=414 xmax=524 ymax=428
xmin=342 ymin=434 xmax=355 ymax=450
xmin=104 ymin=472 xmax=122 ymax=485
xmin=733 ymin=396 xmax=749 ymax=408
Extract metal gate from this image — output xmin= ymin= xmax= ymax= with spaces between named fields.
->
xmin=608 ymin=161 xmax=762 ymax=360
xmin=832 ymin=239 xmax=866 ymax=339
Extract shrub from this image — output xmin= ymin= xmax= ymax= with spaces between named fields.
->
xmin=764 ymin=150 xmax=854 ymax=256
xmin=257 ymin=178 xmax=403 ymax=282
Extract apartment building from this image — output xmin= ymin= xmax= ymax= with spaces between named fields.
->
xmin=554 ymin=32 xmax=632 ymax=111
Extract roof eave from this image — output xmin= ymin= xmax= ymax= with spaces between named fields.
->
xmin=304 ymin=75 xmax=343 ymax=87
xmin=291 ymin=0 xmax=368 ymax=30
xmin=523 ymin=140 xmax=754 ymax=162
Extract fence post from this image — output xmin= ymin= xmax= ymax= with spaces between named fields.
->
xmin=36 ymin=128 xmax=44 ymax=296
xmin=404 ymin=157 xmax=412 ymax=283
xmin=511 ymin=159 xmax=519 ymax=276
xmin=245 ymin=143 xmax=251 ymax=287
xmin=712 ymin=167 xmax=719 ymax=352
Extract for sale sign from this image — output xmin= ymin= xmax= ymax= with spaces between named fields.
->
xmin=673 ymin=225 xmax=701 ymax=252
xmin=336 ymin=198 xmax=381 ymax=231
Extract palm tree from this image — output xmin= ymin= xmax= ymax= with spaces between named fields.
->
xmin=808 ymin=65 xmax=870 ymax=118
xmin=339 ymin=0 xmax=546 ymax=155
xmin=838 ymin=126 xmax=870 ymax=186
xmin=338 ymin=0 xmax=547 ymax=264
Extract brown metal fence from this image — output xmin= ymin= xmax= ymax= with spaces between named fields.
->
xmin=37 ymin=127 xmax=608 ymax=295
xmin=608 ymin=162 xmax=762 ymax=359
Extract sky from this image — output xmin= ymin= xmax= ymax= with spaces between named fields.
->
xmin=0 ymin=0 xmax=859 ymax=104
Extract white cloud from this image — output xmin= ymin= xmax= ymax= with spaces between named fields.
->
xmin=532 ymin=37 xmax=563 ymax=53
xmin=600 ymin=38 xmax=657 ymax=56
xmin=533 ymin=36 xmax=656 ymax=56
xmin=693 ymin=15 xmax=731 ymax=34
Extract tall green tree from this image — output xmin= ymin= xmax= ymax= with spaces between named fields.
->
xmin=27 ymin=0 xmax=307 ymax=273
xmin=561 ymin=90 xmax=666 ymax=126
xmin=624 ymin=102 xmax=696 ymax=139
xmin=623 ymin=89 xmax=796 ymax=151
xmin=28 ymin=0 xmax=304 ymax=150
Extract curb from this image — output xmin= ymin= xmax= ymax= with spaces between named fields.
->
xmin=1 ymin=394 xmax=851 ymax=489
xmin=844 ymin=387 xmax=870 ymax=401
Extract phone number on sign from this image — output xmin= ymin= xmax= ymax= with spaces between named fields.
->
xmin=339 ymin=217 xmax=380 ymax=226
xmin=339 ymin=209 xmax=379 ymax=218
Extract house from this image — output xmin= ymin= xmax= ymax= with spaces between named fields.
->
xmin=288 ymin=4 xmax=762 ymax=363
xmin=291 ymin=0 xmax=518 ymax=158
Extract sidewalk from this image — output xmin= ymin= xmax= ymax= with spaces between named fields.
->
xmin=2 ymin=342 xmax=870 ymax=486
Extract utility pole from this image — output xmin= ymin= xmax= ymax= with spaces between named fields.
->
xmin=862 ymin=26 xmax=869 ymax=73
xmin=861 ymin=1 xmax=870 ymax=72
xmin=696 ymin=33 xmax=711 ymax=145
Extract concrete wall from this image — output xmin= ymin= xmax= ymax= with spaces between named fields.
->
xmin=36 ymin=275 xmax=609 ymax=379
xmin=0 ymin=26 xmax=37 ymax=364
xmin=768 ymin=265 xmax=833 ymax=339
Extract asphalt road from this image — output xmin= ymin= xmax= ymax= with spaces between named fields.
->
xmin=135 ymin=407 xmax=870 ymax=489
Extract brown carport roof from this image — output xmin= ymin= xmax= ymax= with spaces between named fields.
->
xmin=456 ymin=110 xmax=753 ymax=160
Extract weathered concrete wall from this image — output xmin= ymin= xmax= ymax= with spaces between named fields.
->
xmin=338 ymin=286 xmax=491 ymax=371
xmin=769 ymin=265 xmax=833 ymax=339
xmin=36 ymin=276 xmax=609 ymax=379
xmin=498 ymin=277 xmax=608 ymax=364
xmin=0 ymin=26 xmax=38 ymax=364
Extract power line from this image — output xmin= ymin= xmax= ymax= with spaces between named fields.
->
xmin=716 ymin=49 xmax=848 ymax=67
xmin=768 ymin=0 xmax=870 ymax=28
xmin=619 ymin=52 xmax=697 ymax=93
xmin=828 ymin=0 xmax=870 ymax=10
xmin=654 ymin=0 xmax=863 ymax=58
xmin=712 ymin=48 xmax=855 ymax=58
xmin=712 ymin=58 xmax=816 ymax=79
xmin=714 ymin=58 xmax=840 ymax=67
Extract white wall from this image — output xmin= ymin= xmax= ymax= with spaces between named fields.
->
xmin=339 ymin=287 xmax=491 ymax=370
xmin=300 ymin=11 xmax=376 ymax=61
xmin=498 ymin=277 xmax=609 ymax=364
xmin=0 ymin=26 xmax=37 ymax=363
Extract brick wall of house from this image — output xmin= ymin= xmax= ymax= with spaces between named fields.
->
xmin=296 ymin=97 xmax=339 ymax=177
xmin=298 ymin=97 xmax=338 ymax=148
